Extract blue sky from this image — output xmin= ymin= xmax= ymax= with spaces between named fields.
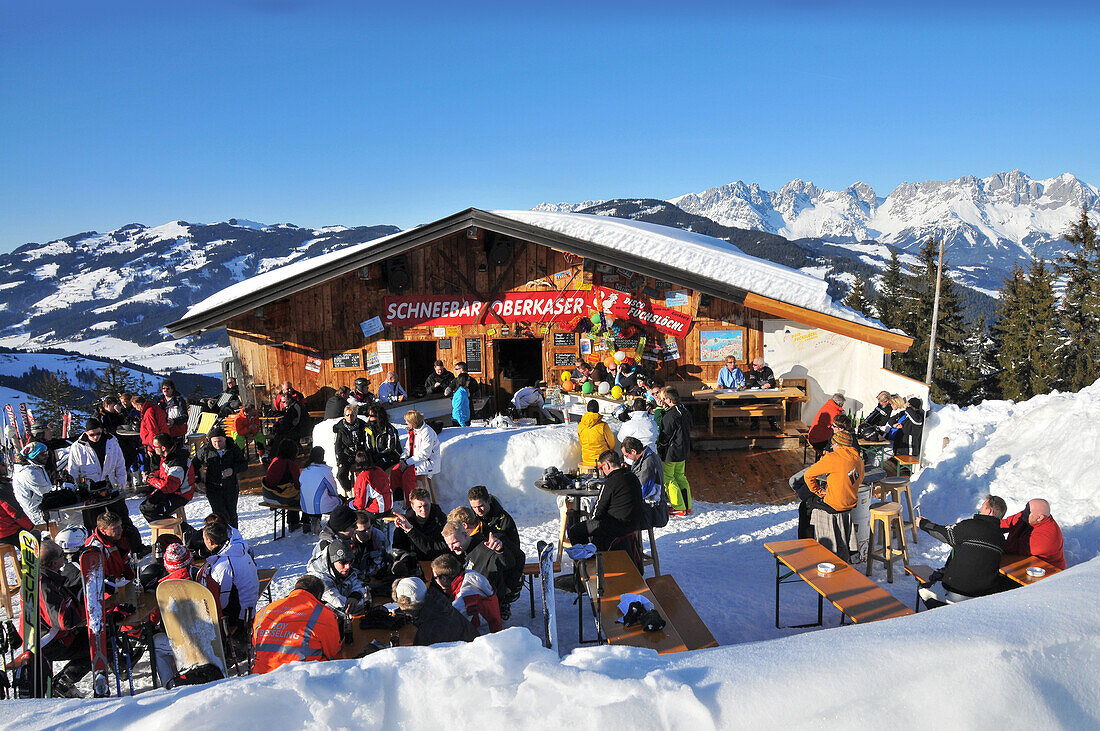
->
xmin=2 ymin=1 xmax=1098 ymax=252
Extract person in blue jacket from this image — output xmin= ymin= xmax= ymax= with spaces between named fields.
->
xmin=451 ymin=374 xmax=471 ymax=427
xmin=716 ymin=355 xmax=745 ymax=390
xmin=378 ymin=371 xmax=408 ymax=403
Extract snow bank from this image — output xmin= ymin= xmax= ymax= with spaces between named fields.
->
xmin=11 ymin=559 xmax=1100 ymax=729
xmin=916 ymin=380 xmax=1100 ymax=565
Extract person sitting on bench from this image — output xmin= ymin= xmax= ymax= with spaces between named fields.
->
xmin=252 ymin=575 xmax=341 ymax=674
xmin=441 ymin=519 xmax=516 ymax=619
xmin=201 ymin=521 xmax=259 ymax=642
xmin=430 ymin=553 xmax=502 ymax=633
xmin=140 ymin=433 xmax=195 ymax=524
xmin=34 ymin=540 xmax=91 ymax=698
xmin=1001 ymin=498 xmax=1065 ymax=570
xmin=392 ymin=487 xmax=449 ymax=561
xmin=792 ymin=430 xmax=864 ymax=553
xmin=306 ymin=538 xmax=367 ymax=618
xmin=916 ymin=494 xmax=1011 ymax=608
xmin=392 ymin=576 xmax=478 ymax=646
xmin=467 ymin=485 xmax=521 ymax=556
xmin=567 ymin=450 xmax=644 ymax=552
xmin=716 ymin=355 xmax=745 ymax=390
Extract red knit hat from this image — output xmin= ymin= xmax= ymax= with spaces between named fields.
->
xmin=163 ymin=543 xmax=192 ymax=572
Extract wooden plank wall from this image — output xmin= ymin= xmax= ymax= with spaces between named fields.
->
xmin=225 ymin=231 xmax=770 ymax=409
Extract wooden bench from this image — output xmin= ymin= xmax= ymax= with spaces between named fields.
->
xmin=999 ymin=553 xmax=1062 ymax=585
xmin=889 ymin=454 xmax=920 ymax=476
xmin=765 ymin=539 xmax=914 ymax=628
xmin=260 ymin=501 xmax=298 ymax=541
xmin=644 ymin=574 xmax=718 ymax=651
xmin=577 ymin=550 xmax=689 ymax=654
xmin=522 ymin=560 xmax=560 ymax=618
xmin=904 ymin=564 xmax=935 ymax=611
xmin=257 ymin=567 xmax=278 ymax=603
xmin=709 ymin=402 xmax=784 ymax=435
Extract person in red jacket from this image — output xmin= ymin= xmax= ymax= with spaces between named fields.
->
xmin=252 ymin=574 xmax=342 ymax=674
xmin=135 ymin=394 xmax=170 ymax=474
xmin=351 ymin=451 xmax=392 ymax=513
xmin=140 ymin=433 xmax=195 ymax=523
xmin=83 ymin=511 xmax=136 ymax=583
xmin=807 ymin=393 xmax=846 ymax=458
xmin=151 ymin=542 xmax=223 ymax=686
xmin=0 ymin=464 xmax=34 ymax=546
xmin=32 ymin=540 xmax=91 ymax=697
xmin=1001 ymin=498 xmax=1065 ymax=570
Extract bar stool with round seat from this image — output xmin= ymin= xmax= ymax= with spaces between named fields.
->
xmin=149 ymin=517 xmax=184 ymax=544
xmin=865 ymin=502 xmax=910 ymax=583
xmin=875 ymin=476 xmax=918 ymax=544
xmin=0 ymin=543 xmax=21 ymax=618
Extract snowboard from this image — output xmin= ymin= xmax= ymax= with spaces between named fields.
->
xmin=16 ymin=531 xmax=43 ymax=697
xmin=156 ymin=579 xmax=227 ymax=678
xmin=80 ymin=549 xmax=111 ymax=697
xmin=536 ymin=540 xmax=558 ymax=653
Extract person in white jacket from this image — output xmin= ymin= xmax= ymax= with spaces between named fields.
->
xmin=13 ymin=442 xmax=52 ymax=525
xmin=67 ymin=418 xmax=127 ymax=491
xmin=299 ymin=446 xmax=342 ymax=534
xmin=616 ymin=398 xmax=659 ymax=452
xmin=201 ymin=521 xmax=259 ymax=637
xmin=391 ymin=410 xmax=440 ymax=501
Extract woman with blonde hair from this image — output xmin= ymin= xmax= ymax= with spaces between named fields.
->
xmin=389 ymin=409 xmax=440 ymax=502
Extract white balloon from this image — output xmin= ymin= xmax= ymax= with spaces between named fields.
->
xmin=597 ymin=381 xmax=611 ymax=395
xmin=613 ymin=350 xmax=626 ymax=363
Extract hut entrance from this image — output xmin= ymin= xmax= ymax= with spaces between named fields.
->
xmin=493 ymin=338 xmax=544 ymax=408
xmin=395 ymin=340 xmax=438 ymax=398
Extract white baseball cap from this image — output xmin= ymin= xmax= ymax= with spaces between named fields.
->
xmin=395 ymin=577 xmax=427 ymax=603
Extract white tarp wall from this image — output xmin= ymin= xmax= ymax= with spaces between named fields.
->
xmin=762 ymin=319 xmax=930 ymax=421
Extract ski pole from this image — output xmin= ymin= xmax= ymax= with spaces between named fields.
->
xmin=109 ymin=628 xmax=122 ymax=698
xmin=120 ymin=631 xmax=134 ymax=696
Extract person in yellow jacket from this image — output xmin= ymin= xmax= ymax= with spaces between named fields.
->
xmin=252 ymin=575 xmax=342 ymax=674
xmin=793 ymin=430 xmax=865 ymax=539
xmin=577 ymin=400 xmax=615 ymax=467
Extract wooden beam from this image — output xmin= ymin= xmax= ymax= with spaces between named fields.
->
xmin=742 ymin=293 xmax=913 ymax=352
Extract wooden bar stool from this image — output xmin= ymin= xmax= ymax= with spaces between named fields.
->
xmin=0 ymin=544 xmax=20 ymax=619
xmin=876 ymin=476 xmax=918 ymax=544
xmin=865 ymin=502 xmax=910 ymax=583
xmin=416 ymin=475 xmax=437 ymax=505
xmin=635 ymin=526 xmax=661 ymax=576
xmin=149 ymin=517 xmax=184 ymax=544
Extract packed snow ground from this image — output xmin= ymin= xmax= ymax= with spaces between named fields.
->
xmin=7 ymin=383 xmax=1100 ymax=727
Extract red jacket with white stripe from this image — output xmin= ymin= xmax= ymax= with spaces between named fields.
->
xmin=146 ymin=450 xmax=196 ymax=501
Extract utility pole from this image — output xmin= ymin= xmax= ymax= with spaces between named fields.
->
xmin=924 ymin=238 xmax=945 ymax=386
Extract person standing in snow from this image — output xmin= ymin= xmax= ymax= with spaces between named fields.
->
xmin=1000 ymin=498 xmax=1066 ymax=570
xmin=890 ymin=397 xmax=924 ymax=457
xmin=156 ymin=379 xmax=190 ymax=439
xmin=656 ymin=387 xmax=693 ymax=515
xmin=298 ymin=446 xmax=342 ymax=535
xmin=617 ymin=398 xmax=659 ymax=452
xmin=192 ymin=425 xmax=249 ymax=528
xmin=916 ymin=494 xmax=1011 ymax=607
xmin=390 ymin=410 xmax=439 ymax=503
xmin=450 ymin=374 xmax=471 ymax=427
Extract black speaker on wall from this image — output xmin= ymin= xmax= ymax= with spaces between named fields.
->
xmin=384 ymin=256 xmax=412 ymax=293
xmin=485 ymin=234 xmax=513 ymax=267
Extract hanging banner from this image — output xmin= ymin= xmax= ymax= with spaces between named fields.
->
xmin=593 ymin=286 xmax=693 ymax=338
xmin=382 ymin=291 xmax=595 ymax=328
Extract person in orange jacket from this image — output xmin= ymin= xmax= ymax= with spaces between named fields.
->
xmin=252 ymin=574 xmax=342 ymax=674
xmin=794 ymin=430 xmax=864 ymax=541
xmin=232 ymin=405 xmax=267 ymax=461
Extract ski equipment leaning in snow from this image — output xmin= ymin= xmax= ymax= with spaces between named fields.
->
xmin=80 ymin=549 xmax=111 ymax=697
xmin=155 ymin=578 xmax=227 ymax=686
xmin=537 ymin=540 xmax=558 ymax=653
xmin=16 ymin=530 xmax=43 ymax=697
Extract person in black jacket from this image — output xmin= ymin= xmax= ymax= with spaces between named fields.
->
xmin=466 ymin=485 xmax=521 ymax=554
xmin=744 ymin=357 xmax=777 ymax=389
xmin=891 ymin=397 xmax=925 ymax=457
xmin=392 ymin=488 xmax=448 ymax=560
xmin=324 ymin=386 xmax=352 ymax=420
xmin=365 ymin=403 xmax=402 ymax=470
xmin=441 ymin=519 xmax=515 ymax=606
xmin=916 ymin=494 xmax=1013 ymax=607
xmin=423 ymin=360 xmax=454 ymax=396
xmin=656 ymin=387 xmax=693 ymax=515
xmin=193 ymin=426 xmax=249 ymax=528
xmin=567 ymin=450 xmax=643 ymax=551
xmin=858 ymin=391 xmax=894 ymax=440
xmin=36 ymin=540 xmax=91 ymax=698
xmin=332 ymin=404 xmax=367 ymax=496
xmin=392 ymin=577 xmax=478 ymax=646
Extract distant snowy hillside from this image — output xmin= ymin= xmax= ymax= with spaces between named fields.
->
xmin=0 ymin=219 xmax=400 ymax=356
xmin=669 ymin=171 xmax=1098 ymax=293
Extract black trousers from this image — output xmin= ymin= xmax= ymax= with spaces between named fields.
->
xmin=336 ymin=460 xmax=355 ymax=496
xmin=566 ymin=509 xmax=631 ymax=552
xmin=43 ymin=635 xmax=92 ymax=684
xmin=140 ymin=491 xmax=189 ymax=523
xmin=793 ymin=476 xmax=835 ymax=540
xmin=206 ymin=484 xmax=240 ymax=528
xmin=80 ymin=497 xmax=144 ymax=551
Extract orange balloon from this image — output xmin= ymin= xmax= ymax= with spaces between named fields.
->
xmin=562 ymin=379 xmax=576 ymax=392
xmin=604 ymin=357 xmax=617 ymax=369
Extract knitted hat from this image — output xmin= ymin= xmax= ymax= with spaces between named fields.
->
xmin=163 ymin=543 xmax=192 ymax=572
xmin=327 ymin=539 xmax=352 ymax=564
xmin=328 ymin=504 xmax=357 ymax=534
xmin=395 ymin=577 xmax=427 ymax=604
xmin=832 ymin=430 xmax=855 ymax=448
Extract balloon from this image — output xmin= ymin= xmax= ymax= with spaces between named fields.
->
xmin=581 ymin=381 xmax=595 ymax=395
xmin=597 ymin=382 xmax=611 ymax=395
xmin=613 ymin=350 xmax=626 ymax=363
xmin=604 ymin=357 xmax=617 ymax=369
xmin=589 ymin=312 xmax=601 ymax=325
xmin=611 ymin=385 xmax=623 ymax=400
xmin=562 ymin=379 xmax=575 ymax=392
xmin=560 ymin=371 xmax=572 ymax=383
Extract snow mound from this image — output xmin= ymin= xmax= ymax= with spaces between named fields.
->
xmin=916 ymin=379 xmax=1100 ymax=565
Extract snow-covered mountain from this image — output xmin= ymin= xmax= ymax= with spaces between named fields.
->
xmin=667 ymin=171 xmax=1099 ymax=293
xmin=0 ymin=219 xmax=400 ymax=361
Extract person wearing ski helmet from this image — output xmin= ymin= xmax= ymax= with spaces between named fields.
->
xmin=348 ymin=377 xmax=375 ymax=415
xmin=12 ymin=441 xmax=52 ymax=525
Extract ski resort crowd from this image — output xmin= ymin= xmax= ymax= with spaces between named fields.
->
xmin=0 ymin=359 xmax=1071 ymax=698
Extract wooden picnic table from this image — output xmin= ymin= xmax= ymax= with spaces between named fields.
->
xmin=765 ymin=538 xmax=914 ymax=628
xmin=534 ymin=480 xmax=601 ymax=561
xmin=577 ymin=550 xmax=688 ymax=655
xmin=689 ymin=387 xmax=804 ymax=434
xmin=999 ymin=553 xmax=1062 ymax=585
xmin=337 ymin=611 xmax=418 ymax=659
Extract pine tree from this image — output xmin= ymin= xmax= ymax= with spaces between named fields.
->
xmin=842 ymin=276 xmax=873 ymax=317
xmin=994 ymin=259 xmax=1059 ymax=400
xmin=896 ymin=238 xmax=967 ymax=403
xmin=958 ymin=315 xmax=999 ymax=404
xmin=1057 ymin=206 xmax=1100 ymax=391
xmin=875 ymin=250 xmax=908 ymax=330
xmin=92 ymin=363 xmax=139 ymax=402
xmin=30 ymin=371 xmax=80 ymax=429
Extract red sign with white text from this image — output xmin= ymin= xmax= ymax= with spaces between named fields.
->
xmin=383 ymin=291 xmax=595 ymax=328
xmin=594 ymin=286 xmax=693 ymax=338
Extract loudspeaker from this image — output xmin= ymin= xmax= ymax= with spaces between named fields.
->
xmin=384 ymin=256 xmax=412 ymax=293
xmin=485 ymin=234 xmax=513 ymax=267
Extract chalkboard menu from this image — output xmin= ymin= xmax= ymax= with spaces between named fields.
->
xmin=613 ymin=337 xmax=640 ymax=350
xmin=553 ymin=352 xmax=576 ymax=367
xmin=464 ymin=338 xmax=482 ymax=373
xmin=332 ymin=350 xmax=362 ymax=370
xmin=553 ymin=332 xmax=576 ymax=347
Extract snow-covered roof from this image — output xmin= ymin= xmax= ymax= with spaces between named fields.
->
xmin=172 ymin=208 xmax=901 ymax=345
